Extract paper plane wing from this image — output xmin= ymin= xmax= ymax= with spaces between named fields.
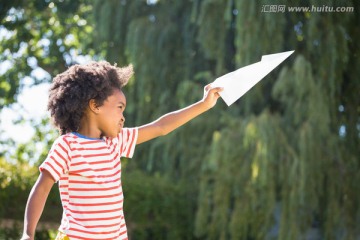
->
xmin=212 ymin=50 xmax=294 ymax=106
xmin=261 ymin=50 xmax=295 ymax=63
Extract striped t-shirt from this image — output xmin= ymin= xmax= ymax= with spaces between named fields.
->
xmin=40 ymin=128 xmax=138 ymax=240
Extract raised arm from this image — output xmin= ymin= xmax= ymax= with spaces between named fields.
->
xmin=136 ymin=84 xmax=223 ymax=144
xmin=21 ymin=170 xmax=55 ymax=240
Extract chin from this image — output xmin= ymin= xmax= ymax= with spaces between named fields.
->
xmin=111 ymin=133 xmax=119 ymax=138
xmin=104 ymin=132 xmax=118 ymax=138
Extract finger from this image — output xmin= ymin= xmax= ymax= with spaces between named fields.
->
xmin=208 ymin=86 xmax=224 ymax=94
xmin=204 ymin=84 xmax=212 ymax=92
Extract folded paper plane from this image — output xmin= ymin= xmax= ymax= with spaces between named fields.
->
xmin=212 ymin=50 xmax=294 ymax=106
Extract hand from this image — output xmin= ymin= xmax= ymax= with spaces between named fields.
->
xmin=20 ymin=234 xmax=34 ymax=240
xmin=202 ymin=84 xmax=223 ymax=109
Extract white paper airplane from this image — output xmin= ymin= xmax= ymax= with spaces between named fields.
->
xmin=212 ymin=50 xmax=294 ymax=106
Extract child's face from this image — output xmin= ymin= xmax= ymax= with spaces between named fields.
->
xmin=96 ymin=89 xmax=126 ymax=138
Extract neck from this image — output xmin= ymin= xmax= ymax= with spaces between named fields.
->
xmin=77 ymin=115 xmax=102 ymax=139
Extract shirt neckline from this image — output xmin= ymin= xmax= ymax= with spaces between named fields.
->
xmin=72 ymin=132 xmax=104 ymax=141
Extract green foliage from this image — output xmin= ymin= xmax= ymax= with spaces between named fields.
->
xmin=0 ymin=155 xmax=62 ymax=221
xmin=0 ymin=221 xmax=56 ymax=240
xmin=123 ymin=170 xmax=194 ymax=240
xmin=0 ymin=152 xmax=62 ymax=238
xmin=0 ymin=156 xmax=37 ymax=219
xmin=194 ymin=0 xmax=360 ymax=239
xmin=1 ymin=0 xmax=359 ymax=239
xmin=195 ymin=113 xmax=286 ymax=239
xmin=0 ymin=0 xmax=94 ymax=108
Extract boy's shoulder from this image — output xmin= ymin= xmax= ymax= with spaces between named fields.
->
xmin=52 ymin=132 xmax=85 ymax=150
xmin=57 ymin=132 xmax=75 ymax=142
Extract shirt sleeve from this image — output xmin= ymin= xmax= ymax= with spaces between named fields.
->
xmin=118 ymin=127 xmax=138 ymax=158
xmin=39 ymin=136 xmax=71 ymax=182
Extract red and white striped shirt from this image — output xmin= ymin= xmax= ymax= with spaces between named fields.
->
xmin=40 ymin=128 xmax=138 ymax=240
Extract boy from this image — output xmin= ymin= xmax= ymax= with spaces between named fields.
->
xmin=21 ymin=61 xmax=222 ymax=240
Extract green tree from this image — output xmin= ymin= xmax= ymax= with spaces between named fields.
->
xmin=1 ymin=0 xmax=359 ymax=239
xmin=94 ymin=0 xmax=359 ymax=239
xmin=0 ymin=0 xmax=94 ymax=108
xmin=194 ymin=0 xmax=360 ymax=239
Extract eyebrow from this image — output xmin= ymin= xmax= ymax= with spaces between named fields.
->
xmin=118 ymin=102 xmax=126 ymax=107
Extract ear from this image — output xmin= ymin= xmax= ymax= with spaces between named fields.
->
xmin=88 ymin=99 xmax=99 ymax=114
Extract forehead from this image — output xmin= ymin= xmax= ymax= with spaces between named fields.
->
xmin=106 ymin=89 xmax=126 ymax=105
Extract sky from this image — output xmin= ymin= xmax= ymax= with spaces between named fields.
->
xmin=0 ymin=82 xmax=50 ymax=143
xmin=0 ymin=37 xmax=92 ymax=145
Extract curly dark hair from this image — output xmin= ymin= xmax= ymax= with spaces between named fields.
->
xmin=47 ymin=61 xmax=134 ymax=135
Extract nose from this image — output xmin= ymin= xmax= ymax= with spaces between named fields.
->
xmin=121 ymin=115 xmax=125 ymax=123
